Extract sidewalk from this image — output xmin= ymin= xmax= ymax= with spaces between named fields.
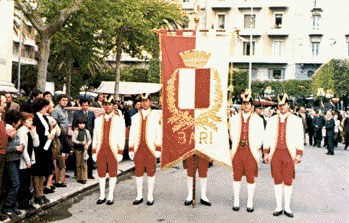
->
xmin=1 ymin=160 xmax=135 ymax=223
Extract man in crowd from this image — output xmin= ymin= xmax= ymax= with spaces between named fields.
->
xmin=263 ymin=94 xmax=304 ymax=218
xmin=72 ymin=98 xmax=95 ymax=179
xmin=229 ymin=92 xmax=264 ymax=212
xmin=128 ymin=93 xmax=162 ymax=206
xmin=51 ymin=94 xmax=71 ymax=187
xmin=313 ymin=110 xmax=324 ymax=148
xmin=298 ymin=107 xmax=308 ymax=145
xmin=306 ymin=110 xmax=315 ymax=146
xmin=129 ymin=100 xmax=141 ymax=118
xmin=4 ymin=93 xmax=20 ymax=112
xmin=325 ymin=111 xmax=335 ymax=155
xmin=92 ymin=94 xmax=104 ymax=108
xmin=21 ymin=89 xmax=42 ymax=113
xmin=92 ymin=96 xmax=125 ymax=205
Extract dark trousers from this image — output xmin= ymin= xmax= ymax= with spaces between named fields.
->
xmin=308 ymin=130 xmax=314 ymax=146
xmin=327 ymin=135 xmax=334 ymax=154
xmin=87 ymin=146 xmax=94 ymax=178
xmin=315 ymin=130 xmax=322 ymax=147
xmin=18 ymin=169 xmax=32 ymax=206
xmin=0 ymin=154 xmax=6 ymax=204
xmin=2 ymin=160 xmax=20 ymax=212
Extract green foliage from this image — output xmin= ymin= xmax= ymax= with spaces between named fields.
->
xmin=230 ymin=70 xmax=248 ymax=97
xmin=11 ymin=64 xmax=37 ymax=95
xmin=312 ymin=59 xmax=335 ymax=97
xmin=148 ymin=58 xmax=160 ymax=83
xmin=120 ymin=67 xmax=149 ymax=82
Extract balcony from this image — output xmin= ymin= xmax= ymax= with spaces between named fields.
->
xmin=181 ymin=0 xmax=206 ymax=10
xmin=268 ymin=0 xmax=289 ymax=10
xmin=231 ymin=55 xmax=288 ymax=64
xmin=237 ymin=0 xmax=263 ymax=10
xmin=12 ymin=55 xmax=37 ymax=65
xmin=211 ymin=0 xmax=233 ymax=10
xmin=267 ymin=27 xmax=289 ymax=37
xmin=238 ymin=28 xmax=263 ymax=37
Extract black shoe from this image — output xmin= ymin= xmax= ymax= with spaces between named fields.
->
xmin=0 ymin=214 xmax=8 ymax=221
xmin=273 ymin=210 xmax=283 ymax=216
xmin=232 ymin=206 xmax=240 ymax=211
xmin=77 ymin=180 xmax=87 ymax=184
xmin=284 ymin=210 xmax=294 ymax=218
xmin=88 ymin=176 xmax=95 ymax=179
xmin=325 ymin=152 xmax=330 ymax=155
xmin=12 ymin=209 xmax=22 ymax=216
xmin=106 ymin=200 xmax=114 ymax=205
xmin=330 ymin=152 xmax=334 ymax=155
xmin=247 ymin=207 xmax=254 ymax=212
xmin=96 ymin=198 xmax=106 ymax=205
xmin=184 ymin=200 xmax=192 ymax=206
xmin=2 ymin=211 xmax=17 ymax=220
xmin=51 ymin=185 xmax=56 ymax=190
xmin=34 ymin=197 xmax=44 ymax=205
xmin=133 ymin=198 xmax=143 ymax=205
xmin=42 ymin=196 xmax=50 ymax=204
xmin=147 ymin=200 xmax=154 ymax=206
xmin=55 ymin=182 xmax=67 ymax=187
xmin=200 ymin=199 xmax=211 ymax=206
xmin=44 ymin=187 xmax=54 ymax=194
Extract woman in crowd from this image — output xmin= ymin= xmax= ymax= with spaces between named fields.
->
xmin=1 ymin=110 xmax=23 ymax=219
xmin=17 ymin=112 xmax=39 ymax=210
xmin=31 ymin=98 xmax=54 ymax=205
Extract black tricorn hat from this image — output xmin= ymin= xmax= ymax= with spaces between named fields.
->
xmin=103 ymin=95 xmax=116 ymax=105
xmin=241 ymin=89 xmax=253 ymax=103
xmin=277 ymin=93 xmax=290 ymax=105
xmin=140 ymin=93 xmax=152 ymax=101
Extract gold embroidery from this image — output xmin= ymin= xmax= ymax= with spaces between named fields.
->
xmin=166 ymin=69 xmax=223 ymax=133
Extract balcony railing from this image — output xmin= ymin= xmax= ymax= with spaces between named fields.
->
xmin=268 ymin=0 xmax=289 ymax=10
xmin=267 ymin=27 xmax=289 ymax=37
xmin=211 ymin=0 xmax=233 ymax=10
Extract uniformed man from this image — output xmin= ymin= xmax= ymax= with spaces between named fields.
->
xmin=92 ymin=96 xmax=125 ymax=205
xmin=263 ymin=94 xmax=304 ymax=218
xmin=229 ymin=91 xmax=264 ymax=212
xmin=128 ymin=93 xmax=162 ymax=206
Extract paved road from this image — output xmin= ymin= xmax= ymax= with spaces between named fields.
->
xmin=34 ymin=145 xmax=349 ymax=223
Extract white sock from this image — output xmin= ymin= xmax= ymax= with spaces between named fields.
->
xmin=107 ymin=177 xmax=117 ymax=201
xmin=247 ymin=183 xmax=256 ymax=209
xmin=284 ymin=185 xmax=293 ymax=213
xmin=98 ymin=177 xmax=106 ymax=200
xmin=233 ymin=181 xmax=241 ymax=207
xmin=200 ymin=177 xmax=209 ymax=202
xmin=136 ymin=176 xmax=143 ymax=200
xmin=186 ymin=176 xmax=193 ymax=201
xmin=147 ymin=176 xmax=155 ymax=202
xmin=274 ymin=184 xmax=283 ymax=212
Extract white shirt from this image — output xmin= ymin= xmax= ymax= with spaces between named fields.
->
xmin=104 ymin=113 xmax=113 ymax=121
xmin=141 ymin=109 xmax=151 ymax=120
xmin=279 ymin=112 xmax=289 ymax=123
xmin=242 ymin=112 xmax=251 ymax=123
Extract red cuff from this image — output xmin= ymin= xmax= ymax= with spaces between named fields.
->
xmin=156 ymin=146 xmax=161 ymax=152
xmin=117 ymin=150 xmax=123 ymax=155
xmin=296 ymin=150 xmax=303 ymax=156
xmin=263 ymin=149 xmax=270 ymax=154
xmin=129 ymin=147 xmax=134 ymax=152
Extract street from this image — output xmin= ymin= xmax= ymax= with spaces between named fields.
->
xmin=29 ymin=145 xmax=349 ymax=223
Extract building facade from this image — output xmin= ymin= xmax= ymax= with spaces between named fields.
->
xmin=174 ymin=0 xmax=349 ymax=81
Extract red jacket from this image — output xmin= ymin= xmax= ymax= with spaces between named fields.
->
xmin=0 ymin=119 xmax=8 ymax=155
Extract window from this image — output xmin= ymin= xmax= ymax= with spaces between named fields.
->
xmin=269 ymin=69 xmax=285 ymax=80
xmin=13 ymin=43 xmax=19 ymax=56
xmin=217 ymin=14 xmax=225 ymax=29
xmin=183 ymin=0 xmax=190 ymax=2
xmin=274 ymin=13 xmax=283 ymax=28
xmin=312 ymin=15 xmax=320 ymax=30
xmin=311 ymin=42 xmax=320 ymax=56
xmin=244 ymin=14 xmax=255 ymax=29
xmin=243 ymin=42 xmax=255 ymax=56
xmin=273 ymin=40 xmax=282 ymax=56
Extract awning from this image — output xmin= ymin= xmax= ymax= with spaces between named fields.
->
xmin=253 ymin=99 xmax=276 ymax=106
xmin=0 ymin=82 xmax=17 ymax=93
xmin=95 ymin=81 xmax=162 ymax=95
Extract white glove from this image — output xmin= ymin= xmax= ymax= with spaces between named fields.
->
xmin=117 ymin=154 xmax=123 ymax=162
xmin=92 ymin=154 xmax=97 ymax=162
xmin=155 ymin=151 xmax=161 ymax=159
xmin=129 ymin=152 xmax=134 ymax=161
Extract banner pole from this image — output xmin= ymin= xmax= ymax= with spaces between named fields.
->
xmin=192 ymin=154 xmax=197 ymax=208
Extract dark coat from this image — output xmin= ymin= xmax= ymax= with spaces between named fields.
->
xmin=325 ymin=118 xmax=335 ymax=137
xmin=72 ymin=110 xmax=95 ymax=136
xmin=313 ymin=115 xmax=324 ymax=131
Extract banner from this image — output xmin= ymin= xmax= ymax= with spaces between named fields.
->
xmin=160 ymin=31 xmax=232 ymax=169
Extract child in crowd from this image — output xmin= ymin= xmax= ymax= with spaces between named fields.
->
xmin=72 ymin=117 xmax=91 ymax=184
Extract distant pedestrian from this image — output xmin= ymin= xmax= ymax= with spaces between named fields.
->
xmin=325 ymin=111 xmax=335 ymax=155
xmin=4 ymin=93 xmax=20 ymax=112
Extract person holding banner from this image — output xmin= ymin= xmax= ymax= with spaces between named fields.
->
xmin=128 ymin=93 xmax=162 ymax=206
xmin=263 ymin=94 xmax=304 ymax=218
xmin=229 ymin=91 xmax=264 ymax=212
xmin=92 ymin=96 xmax=125 ymax=205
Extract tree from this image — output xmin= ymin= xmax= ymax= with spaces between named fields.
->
xmin=312 ymin=59 xmax=336 ymax=97
xmin=97 ymin=0 xmax=185 ymax=99
xmin=15 ymin=0 xmax=86 ymax=91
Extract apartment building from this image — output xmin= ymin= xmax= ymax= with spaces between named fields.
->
xmin=175 ymin=0 xmax=349 ymax=81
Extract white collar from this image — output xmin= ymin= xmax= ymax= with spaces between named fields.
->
xmin=36 ymin=112 xmax=50 ymax=135
xmin=242 ymin=112 xmax=251 ymax=123
xmin=104 ymin=113 xmax=113 ymax=121
xmin=141 ymin=109 xmax=151 ymax=119
xmin=279 ymin=112 xmax=289 ymax=123
xmin=19 ymin=125 xmax=29 ymax=134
